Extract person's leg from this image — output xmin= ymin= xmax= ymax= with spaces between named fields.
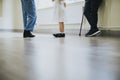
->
xmin=84 ymin=0 xmax=98 ymax=30
xmin=84 ymin=0 xmax=93 ymax=29
xmin=21 ymin=0 xmax=37 ymax=38
xmin=59 ymin=22 xmax=64 ymax=33
xmin=84 ymin=0 xmax=102 ymax=37
xmin=90 ymin=0 xmax=102 ymax=30
xmin=53 ymin=22 xmax=65 ymax=38
xmin=21 ymin=0 xmax=27 ymax=30
xmin=84 ymin=0 xmax=96 ymax=36
xmin=24 ymin=0 xmax=37 ymax=32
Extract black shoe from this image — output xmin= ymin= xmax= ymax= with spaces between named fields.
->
xmin=23 ymin=30 xmax=35 ymax=38
xmin=85 ymin=29 xmax=101 ymax=37
xmin=53 ymin=33 xmax=65 ymax=38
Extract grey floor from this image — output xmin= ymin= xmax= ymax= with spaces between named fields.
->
xmin=0 ymin=32 xmax=120 ymax=80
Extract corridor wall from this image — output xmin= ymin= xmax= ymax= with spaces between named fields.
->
xmin=36 ymin=1 xmax=85 ymax=29
xmin=1 ymin=0 xmax=120 ymax=31
xmin=0 ymin=0 xmax=2 ymax=17
xmin=99 ymin=0 xmax=120 ymax=30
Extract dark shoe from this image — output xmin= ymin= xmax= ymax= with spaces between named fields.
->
xmin=53 ymin=33 xmax=65 ymax=38
xmin=85 ymin=29 xmax=101 ymax=37
xmin=23 ymin=30 xmax=35 ymax=38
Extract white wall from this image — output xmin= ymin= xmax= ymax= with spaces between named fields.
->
xmin=12 ymin=0 xmax=23 ymax=29
xmin=36 ymin=1 xmax=84 ymax=25
xmin=36 ymin=0 xmax=84 ymax=9
xmin=35 ymin=1 xmax=87 ymax=30
xmin=0 ymin=0 xmax=86 ymax=30
xmin=2 ymin=0 xmax=14 ymax=29
xmin=0 ymin=0 xmax=23 ymax=30
xmin=36 ymin=0 xmax=53 ymax=9
xmin=1 ymin=0 xmax=120 ymax=31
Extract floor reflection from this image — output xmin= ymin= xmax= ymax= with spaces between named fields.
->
xmin=0 ymin=38 xmax=27 ymax=80
xmin=89 ymin=38 xmax=120 ymax=80
xmin=0 ymin=32 xmax=120 ymax=80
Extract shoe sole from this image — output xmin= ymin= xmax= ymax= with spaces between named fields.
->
xmin=53 ymin=34 xmax=65 ymax=38
xmin=23 ymin=36 xmax=35 ymax=38
xmin=86 ymin=31 xmax=101 ymax=37
xmin=53 ymin=36 xmax=65 ymax=38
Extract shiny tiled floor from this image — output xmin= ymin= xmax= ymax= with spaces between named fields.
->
xmin=0 ymin=32 xmax=120 ymax=80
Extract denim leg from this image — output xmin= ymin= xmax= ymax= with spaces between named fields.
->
xmin=21 ymin=0 xmax=27 ymax=29
xmin=21 ymin=0 xmax=37 ymax=31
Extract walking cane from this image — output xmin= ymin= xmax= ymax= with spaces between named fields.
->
xmin=79 ymin=6 xmax=84 ymax=36
xmin=79 ymin=11 xmax=84 ymax=36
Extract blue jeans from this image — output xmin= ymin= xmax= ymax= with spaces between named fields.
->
xmin=21 ymin=0 xmax=37 ymax=31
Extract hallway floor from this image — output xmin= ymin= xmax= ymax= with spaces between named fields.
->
xmin=0 ymin=32 xmax=120 ymax=80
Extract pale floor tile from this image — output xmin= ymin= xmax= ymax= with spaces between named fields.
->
xmin=0 ymin=32 xmax=120 ymax=80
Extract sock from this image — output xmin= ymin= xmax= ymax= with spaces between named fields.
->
xmin=60 ymin=32 xmax=65 ymax=34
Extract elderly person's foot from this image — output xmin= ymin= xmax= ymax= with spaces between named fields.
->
xmin=23 ymin=30 xmax=35 ymax=38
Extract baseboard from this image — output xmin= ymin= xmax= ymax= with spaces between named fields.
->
xmin=0 ymin=29 xmax=86 ymax=35
xmin=101 ymin=30 xmax=120 ymax=37
xmin=34 ymin=29 xmax=84 ymax=35
xmin=0 ymin=28 xmax=120 ymax=37
xmin=0 ymin=29 xmax=23 ymax=32
xmin=99 ymin=27 xmax=120 ymax=37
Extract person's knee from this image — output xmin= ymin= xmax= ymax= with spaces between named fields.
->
xmin=30 ymin=14 xmax=37 ymax=20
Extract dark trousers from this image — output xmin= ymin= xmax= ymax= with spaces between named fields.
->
xmin=84 ymin=0 xmax=102 ymax=30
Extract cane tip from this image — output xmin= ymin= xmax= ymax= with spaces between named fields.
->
xmin=79 ymin=34 xmax=81 ymax=36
